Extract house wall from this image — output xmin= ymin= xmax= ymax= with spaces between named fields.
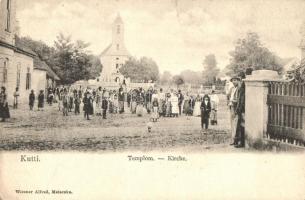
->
xmin=0 ymin=47 xmax=34 ymax=104
xmin=32 ymin=69 xmax=46 ymax=95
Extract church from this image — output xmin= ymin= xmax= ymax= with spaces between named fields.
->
xmin=97 ymin=14 xmax=130 ymax=85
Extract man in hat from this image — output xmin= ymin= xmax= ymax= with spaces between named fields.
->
xmin=234 ymin=69 xmax=253 ymax=147
xmin=177 ymin=89 xmax=184 ymax=115
xmin=229 ymin=75 xmax=241 ymax=146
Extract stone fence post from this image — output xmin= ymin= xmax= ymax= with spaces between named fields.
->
xmin=244 ymin=70 xmax=281 ymax=147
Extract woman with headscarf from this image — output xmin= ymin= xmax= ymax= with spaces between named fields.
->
xmin=0 ymin=87 xmax=10 ymax=122
xmin=200 ymin=94 xmax=211 ymax=129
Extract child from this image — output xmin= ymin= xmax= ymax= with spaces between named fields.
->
xmin=29 ymin=90 xmax=35 ymax=110
xmin=200 ymin=94 xmax=211 ymax=129
xmin=38 ymin=90 xmax=44 ymax=111
xmin=151 ymin=98 xmax=159 ymax=122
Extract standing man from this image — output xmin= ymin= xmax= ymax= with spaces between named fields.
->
xmin=229 ymin=75 xmax=241 ymax=146
xmin=13 ymin=87 xmax=19 ymax=109
xmin=235 ymin=69 xmax=253 ymax=148
xmin=118 ymin=86 xmax=125 ymax=114
xmin=102 ymin=96 xmax=108 ymax=119
xmin=177 ymin=90 xmax=184 ymax=116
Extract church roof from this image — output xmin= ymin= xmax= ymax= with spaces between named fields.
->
xmin=99 ymin=44 xmax=112 ymax=57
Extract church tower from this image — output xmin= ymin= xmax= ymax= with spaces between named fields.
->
xmin=99 ymin=14 xmax=130 ymax=84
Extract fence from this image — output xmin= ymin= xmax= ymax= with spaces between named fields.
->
xmin=267 ymin=81 xmax=305 ymax=146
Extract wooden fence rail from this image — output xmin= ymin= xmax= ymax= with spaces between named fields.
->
xmin=267 ymin=82 xmax=305 ymax=146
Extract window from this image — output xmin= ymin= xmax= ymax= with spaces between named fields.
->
xmin=3 ymin=59 xmax=8 ymax=83
xmin=26 ymin=67 xmax=31 ymax=90
xmin=16 ymin=64 xmax=21 ymax=87
xmin=116 ymin=44 xmax=119 ymax=51
xmin=116 ymin=57 xmax=119 ymax=60
xmin=117 ymin=25 xmax=120 ymax=34
xmin=116 ymin=64 xmax=119 ymax=69
xmin=6 ymin=0 xmax=11 ymax=31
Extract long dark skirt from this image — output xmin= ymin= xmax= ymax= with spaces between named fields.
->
xmin=0 ymin=103 xmax=10 ymax=119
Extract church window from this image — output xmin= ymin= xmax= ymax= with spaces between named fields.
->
xmin=116 ymin=44 xmax=119 ymax=50
xmin=116 ymin=57 xmax=119 ymax=60
xmin=26 ymin=67 xmax=31 ymax=90
xmin=6 ymin=0 xmax=11 ymax=32
xmin=117 ymin=25 xmax=120 ymax=34
xmin=97 ymin=78 xmax=99 ymax=82
xmin=116 ymin=63 xmax=119 ymax=69
xmin=16 ymin=64 xmax=21 ymax=87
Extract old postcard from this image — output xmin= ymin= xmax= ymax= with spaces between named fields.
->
xmin=0 ymin=0 xmax=305 ymax=199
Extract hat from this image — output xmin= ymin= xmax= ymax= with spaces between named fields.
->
xmin=230 ymin=76 xmax=241 ymax=82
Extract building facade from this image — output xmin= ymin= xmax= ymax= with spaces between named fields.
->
xmin=0 ymin=0 xmax=36 ymax=104
xmin=98 ymin=14 xmax=130 ymax=84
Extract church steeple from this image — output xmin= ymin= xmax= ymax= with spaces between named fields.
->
xmin=112 ymin=13 xmax=124 ymax=48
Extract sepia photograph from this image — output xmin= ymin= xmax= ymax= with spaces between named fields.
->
xmin=0 ymin=0 xmax=305 ymax=199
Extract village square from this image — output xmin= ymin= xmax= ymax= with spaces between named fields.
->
xmin=0 ymin=0 xmax=305 ymax=152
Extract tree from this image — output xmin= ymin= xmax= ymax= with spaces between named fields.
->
xmin=19 ymin=34 xmax=102 ymax=84
xmin=172 ymin=75 xmax=184 ymax=88
xmin=120 ymin=56 xmax=160 ymax=82
xmin=159 ymin=70 xmax=172 ymax=85
xmin=226 ymin=32 xmax=283 ymax=76
xmin=202 ymin=54 xmax=220 ymax=85
xmin=52 ymin=34 xmax=102 ymax=84
xmin=180 ymin=70 xmax=202 ymax=85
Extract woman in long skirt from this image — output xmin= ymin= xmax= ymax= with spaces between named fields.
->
xmin=171 ymin=94 xmax=179 ymax=117
xmin=38 ymin=90 xmax=45 ymax=111
xmin=210 ymin=91 xmax=219 ymax=125
xmin=0 ymin=87 xmax=10 ymax=122
xmin=151 ymin=98 xmax=159 ymax=122
xmin=193 ymin=95 xmax=201 ymax=117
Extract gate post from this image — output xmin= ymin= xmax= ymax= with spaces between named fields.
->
xmin=244 ymin=70 xmax=281 ymax=147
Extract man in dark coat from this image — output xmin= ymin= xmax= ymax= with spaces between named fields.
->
xmin=177 ymin=90 xmax=184 ymax=115
xmin=200 ymin=94 xmax=211 ymax=129
xmin=118 ymin=87 xmax=125 ymax=114
xmin=101 ymin=96 xmax=108 ymax=119
xmin=83 ymin=92 xmax=93 ymax=120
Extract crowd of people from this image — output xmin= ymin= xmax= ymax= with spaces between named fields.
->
xmin=0 ymin=84 xmax=220 ymax=129
xmin=0 ymin=71 xmax=252 ymax=149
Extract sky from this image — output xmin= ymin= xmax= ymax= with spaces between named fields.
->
xmin=16 ymin=0 xmax=305 ymax=74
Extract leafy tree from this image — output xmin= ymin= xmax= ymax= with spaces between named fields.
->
xmin=19 ymin=34 xmax=102 ymax=84
xmin=159 ymin=70 xmax=172 ymax=85
xmin=120 ymin=56 xmax=160 ymax=82
xmin=180 ymin=70 xmax=202 ymax=85
xmin=52 ymin=34 xmax=102 ymax=84
xmin=172 ymin=75 xmax=184 ymax=88
xmin=226 ymin=32 xmax=283 ymax=75
xmin=202 ymin=54 xmax=220 ymax=85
